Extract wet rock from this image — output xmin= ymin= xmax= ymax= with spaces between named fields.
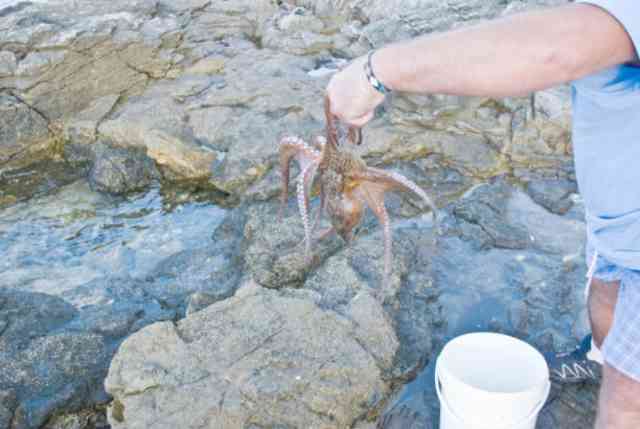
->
xmin=382 ymin=155 xmax=474 ymax=216
xmin=437 ymin=182 xmax=586 ymax=350
xmin=504 ymin=187 xmax=585 ymax=256
xmin=0 ymin=389 xmax=17 ymax=429
xmin=526 ymin=178 xmax=577 ymax=215
xmin=0 ymin=289 xmax=77 ymax=352
xmin=536 ymin=383 xmax=598 ymax=429
xmin=0 ymin=160 xmax=87 ymax=208
xmin=144 ymin=244 xmax=241 ymax=313
xmin=453 ymin=181 xmax=531 ymax=250
xmin=0 ymin=332 xmax=110 ymax=428
xmin=6 ymin=332 xmax=110 ymax=429
xmin=62 ymin=276 xmax=176 ymax=340
xmin=88 ymin=141 xmax=159 ymax=195
xmin=106 ymin=282 xmax=395 ymax=428
xmin=378 ymin=395 xmax=434 ymax=429
xmin=0 ymin=290 xmax=111 ymax=428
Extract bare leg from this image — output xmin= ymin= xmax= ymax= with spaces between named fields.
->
xmin=595 ymin=363 xmax=640 ymax=429
xmin=588 ymin=278 xmax=619 ymax=349
xmin=589 ymin=278 xmax=640 ymax=428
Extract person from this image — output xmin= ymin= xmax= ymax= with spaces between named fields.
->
xmin=326 ymin=2 xmax=639 ymax=428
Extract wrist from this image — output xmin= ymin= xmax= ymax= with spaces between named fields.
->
xmin=364 ymin=49 xmax=392 ymax=95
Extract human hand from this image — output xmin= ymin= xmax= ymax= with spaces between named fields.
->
xmin=326 ymin=55 xmax=386 ymax=127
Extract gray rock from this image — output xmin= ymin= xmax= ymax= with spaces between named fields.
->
xmin=262 ymin=4 xmax=352 ymax=56
xmin=0 ymin=289 xmax=77 ymax=352
xmin=61 ymin=276 xmax=176 ymax=339
xmin=98 ymin=76 xmax=218 ymax=181
xmin=378 ymin=395 xmax=434 ymax=429
xmin=16 ymin=51 xmax=66 ymax=77
xmin=526 ymin=178 xmax=577 ymax=215
xmin=453 ymin=181 xmax=531 ymax=250
xmin=63 ymin=95 xmax=120 ymax=147
xmin=88 ymin=141 xmax=159 ymax=195
xmin=7 ymin=332 xmax=110 ymax=429
xmin=106 ymin=282 xmax=395 ymax=428
xmin=536 ymin=383 xmax=597 ymax=429
xmin=243 ymin=201 xmax=344 ymax=289
xmin=0 ymin=281 xmax=172 ymax=429
xmin=505 ymin=188 xmax=585 ymax=256
xmin=0 ymin=94 xmax=49 ymax=167
xmin=0 ymin=51 xmax=17 ymax=77
xmin=144 ymin=244 xmax=241 ymax=313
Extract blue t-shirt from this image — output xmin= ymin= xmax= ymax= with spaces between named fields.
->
xmin=573 ymin=0 xmax=640 ymax=269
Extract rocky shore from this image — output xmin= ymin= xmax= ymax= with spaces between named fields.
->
xmin=1 ymin=0 xmax=597 ymax=428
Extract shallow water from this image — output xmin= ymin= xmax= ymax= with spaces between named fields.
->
xmin=0 ymin=180 xmax=227 ymax=296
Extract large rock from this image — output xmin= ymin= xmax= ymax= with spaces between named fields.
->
xmin=106 ymin=282 xmax=397 ymax=428
xmin=242 ymin=196 xmax=439 ymax=380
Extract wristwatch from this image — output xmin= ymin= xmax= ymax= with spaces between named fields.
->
xmin=364 ymin=50 xmax=390 ymax=95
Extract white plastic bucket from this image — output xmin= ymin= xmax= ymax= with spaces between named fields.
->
xmin=435 ymin=332 xmax=550 ymax=429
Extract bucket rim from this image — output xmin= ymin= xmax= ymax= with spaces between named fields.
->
xmin=435 ymin=359 xmax=551 ymax=429
xmin=439 ymin=332 xmax=549 ymax=394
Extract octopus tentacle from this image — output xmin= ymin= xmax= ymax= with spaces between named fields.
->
xmin=311 ymin=183 xmax=326 ymax=232
xmin=297 ymin=161 xmax=319 ymax=260
xmin=278 ymin=135 xmax=321 ymax=219
xmin=353 ymin=167 xmax=439 ymax=230
xmin=354 ymin=183 xmax=393 ymax=285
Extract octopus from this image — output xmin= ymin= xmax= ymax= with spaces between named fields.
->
xmin=279 ymin=96 xmax=438 ymax=284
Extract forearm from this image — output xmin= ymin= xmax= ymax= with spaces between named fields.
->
xmin=374 ymin=4 xmax=637 ymax=97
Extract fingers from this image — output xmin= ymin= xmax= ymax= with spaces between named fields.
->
xmin=348 ymin=111 xmax=375 ymax=128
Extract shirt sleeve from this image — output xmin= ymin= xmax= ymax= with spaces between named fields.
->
xmin=577 ymin=0 xmax=640 ymax=58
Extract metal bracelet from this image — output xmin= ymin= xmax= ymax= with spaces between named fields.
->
xmin=364 ymin=50 xmax=390 ymax=95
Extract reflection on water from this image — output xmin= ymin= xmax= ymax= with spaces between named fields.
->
xmin=0 ymin=180 xmax=227 ymax=295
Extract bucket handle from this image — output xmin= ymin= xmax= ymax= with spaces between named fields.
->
xmin=435 ymin=360 xmax=551 ymax=429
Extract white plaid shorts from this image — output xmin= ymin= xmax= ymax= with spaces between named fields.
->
xmin=586 ymin=243 xmax=640 ymax=381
